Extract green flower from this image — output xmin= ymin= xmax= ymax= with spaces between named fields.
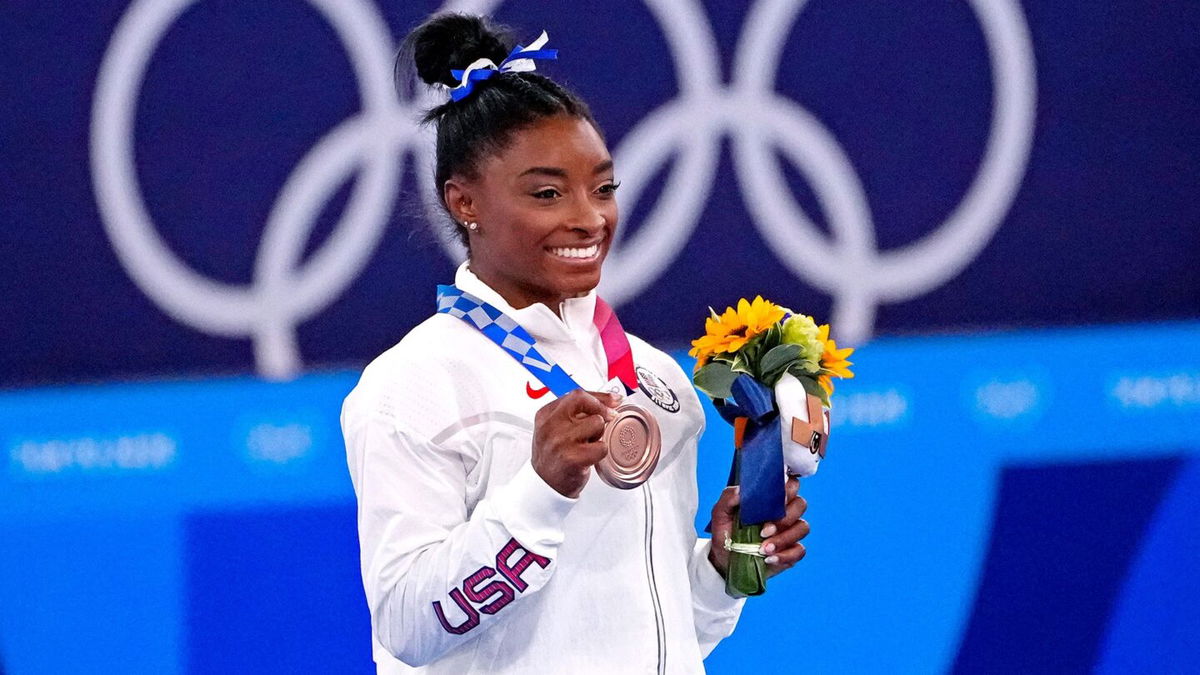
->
xmin=782 ymin=314 xmax=823 ymax=366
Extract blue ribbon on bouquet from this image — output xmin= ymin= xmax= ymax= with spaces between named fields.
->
xmin=705 ymin=374 xmax=788 ymax=530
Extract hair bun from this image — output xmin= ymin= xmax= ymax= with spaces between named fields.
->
xmin=408 ymin=13 xmax=514 ymax=88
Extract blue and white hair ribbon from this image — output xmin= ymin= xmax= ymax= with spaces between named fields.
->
xmin=448 ymin=31 xmax=558 ymax=102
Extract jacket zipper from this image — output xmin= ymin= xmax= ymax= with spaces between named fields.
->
xmin=643 ymin=484 xmax=666 ymax=674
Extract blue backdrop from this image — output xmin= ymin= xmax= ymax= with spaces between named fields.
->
xmin=1 ymin=0 xmax=1197 ymax=672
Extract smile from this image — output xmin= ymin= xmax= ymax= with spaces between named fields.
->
xmin=547 ymin=243 xmax=601 ymax=260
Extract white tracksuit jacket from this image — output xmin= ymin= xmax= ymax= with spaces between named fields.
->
xmin=341 ymin=263 xmax=745 ymax=673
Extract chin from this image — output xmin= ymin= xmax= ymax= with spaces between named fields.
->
xmin=557 ymin=268 xmax=602 ymax=297
xmin=543 ymin=253 xmax=605 ymax=294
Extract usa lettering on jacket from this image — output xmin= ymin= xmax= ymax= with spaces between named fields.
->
xmin=432 ymin=538 xmax=551 ymax=634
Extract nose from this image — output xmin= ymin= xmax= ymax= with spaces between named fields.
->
xmin=568 ymin=194 xmax=609 ymax=235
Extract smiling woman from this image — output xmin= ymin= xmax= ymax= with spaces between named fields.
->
xmin=340 ymin=11 xmax=810 ymax=675
xmin=446 ymin=115 xmax=618 ymax=312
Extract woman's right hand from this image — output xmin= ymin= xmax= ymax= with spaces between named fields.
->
xmin=532 ymin=389 xmax=621 ymax=498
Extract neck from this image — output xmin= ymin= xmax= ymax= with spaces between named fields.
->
xmin=469 ymin=263 xmax=567 ymax=318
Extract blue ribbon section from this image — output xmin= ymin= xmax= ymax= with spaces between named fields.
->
xmin=504 ymin=44 xmax=559 ymax=63
xmin=448 ymin=68 xmax=496 ymax=102
xmin=718 ymin=375 xmax=777 ymax=424
xmin=706 ymin=374 xmax=788 ymax=530
xmin=435 ymin=285 xmax=579 ymax=397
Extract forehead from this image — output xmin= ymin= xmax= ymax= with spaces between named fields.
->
xmin=482 ymin=115 xmax=610 ymax=176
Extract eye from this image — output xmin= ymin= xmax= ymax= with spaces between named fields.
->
xmin=532 ymin=188 xmax=561 ymax=200
xmin=597 ymin=180 xmax=621 ymax=196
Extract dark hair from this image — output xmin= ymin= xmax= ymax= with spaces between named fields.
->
xmin=399 ymin=13 xmax=600 ymax=246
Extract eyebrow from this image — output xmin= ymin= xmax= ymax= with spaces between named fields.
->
xmin=517 ymin=159 xmax=614 ymax=179
xmin=518 ymin=166 xmax=567 ymax=178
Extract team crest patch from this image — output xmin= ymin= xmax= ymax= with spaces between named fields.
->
xmin=636 ymin=366 xmax=680 ymax=413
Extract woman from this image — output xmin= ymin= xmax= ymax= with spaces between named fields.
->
xmin=341 ymin=13 xmax=810 ymax=674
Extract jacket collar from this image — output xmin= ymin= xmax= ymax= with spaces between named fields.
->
xmin=453 ymin=262 xmax=598 ymax=345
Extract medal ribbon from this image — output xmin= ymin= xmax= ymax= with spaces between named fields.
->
xmin=436 ymin=285 xmax=638 ymax=397
xmin=592 ymin=296 xmax=638 ymax=394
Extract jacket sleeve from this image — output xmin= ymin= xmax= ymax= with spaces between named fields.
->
xmin=687 ymin=535 xmax=747 ymax=657
xmin=342 ymin=407 xmax=576 ymax=667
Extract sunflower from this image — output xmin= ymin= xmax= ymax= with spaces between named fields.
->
xmin=689 ymin=296 xmax=786 ymax=368
xmin=815 ymin=324 xmax=855 ymax=396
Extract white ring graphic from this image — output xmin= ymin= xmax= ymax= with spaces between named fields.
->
xmin=92 ymin=0 xmax=407 ymax=378
xmin=92 ymin=0 xmax=1036 ymax=377
xmin=731 ymin=0 xmax=1036 ymax=341
xmin=593 ymin=0 xmax=1036 ymax=344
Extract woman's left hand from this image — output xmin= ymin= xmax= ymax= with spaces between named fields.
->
xmin=708 ymin=476 xmax=810 ymax=579
xmin=759 ymin=476 xmax=809 ymax=578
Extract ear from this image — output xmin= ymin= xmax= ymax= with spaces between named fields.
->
xmin=443 ymin=178 xmax=478 ymax=226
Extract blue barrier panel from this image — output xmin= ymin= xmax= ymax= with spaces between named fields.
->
xmin=1 ymin=322 xmax=1197 ymax=673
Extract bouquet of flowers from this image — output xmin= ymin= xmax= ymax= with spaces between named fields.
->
xmin=690 ymin=296 xmax=855 ymax=597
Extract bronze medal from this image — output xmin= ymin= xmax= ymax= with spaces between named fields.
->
xmin=596 ymin=404 xmax=662 ymax=489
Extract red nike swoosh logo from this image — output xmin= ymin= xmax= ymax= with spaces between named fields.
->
xmin=526 ymin=383 xmax=550 ymax=399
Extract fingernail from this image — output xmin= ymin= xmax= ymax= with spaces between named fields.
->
xmin=760 ymin=524 xmax=777 ymax=538
xmin=760 ymin=542 xmax=776 ymax=555
xmin=764 ymin=555 xmax=779 ymax=565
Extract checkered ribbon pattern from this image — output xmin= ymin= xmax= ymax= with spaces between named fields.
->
xmin=436 ymin=285 xmax=579 ymax=397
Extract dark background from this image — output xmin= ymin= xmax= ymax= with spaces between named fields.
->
xmin=3 ymin=0 xmax=1197 ymax=387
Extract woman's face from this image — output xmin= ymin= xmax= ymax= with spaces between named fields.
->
xmin=446 ymin=114 xmax=618 ymax=312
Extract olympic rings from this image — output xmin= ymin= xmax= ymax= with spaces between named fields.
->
xmin=91 ymin=0 xmax=1035 ymax=377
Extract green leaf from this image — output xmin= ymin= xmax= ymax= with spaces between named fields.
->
xmin=760 ymin=344 xmax=802 ymax=377
xmin=740 ymin=334 xmax=762 ymax=366
xmin=758 ymin=368 xmax=780 ymax=389
xmin=795 ymin=374 xmax=832 ymax=408
xmin=788 ymin=360 xmax=820 ymax=376
xmin=693 ymin=361 xmax=737 ymax=399
xmin=753 ymin=323 xmax=781 ymax=357
xmin=758 ymin=345 xmax=803 ymax=388
xmin=730 ymin=350 xmax=754 ymax=377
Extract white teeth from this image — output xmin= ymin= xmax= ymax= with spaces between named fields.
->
xmin=550 ymin=244 xmax=599 ymax=259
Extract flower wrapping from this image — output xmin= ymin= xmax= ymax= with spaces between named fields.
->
xmin=690 ymin=297 xmax=854 ymax=597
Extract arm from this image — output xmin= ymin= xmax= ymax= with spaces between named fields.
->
xmin=343 ymin=410 xmax=575 ymax=667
